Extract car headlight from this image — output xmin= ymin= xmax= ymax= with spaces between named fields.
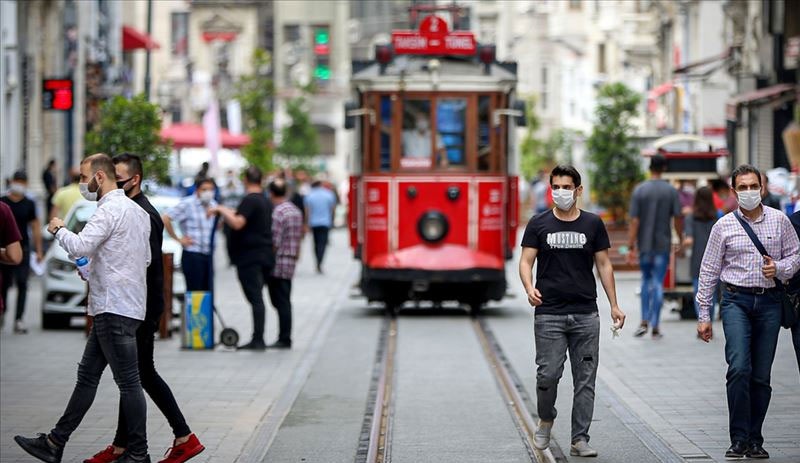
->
xmin=417 ymin=210 xmax=449 ymax=243
xmin=48 ymin=259 xmax=76 ymax=273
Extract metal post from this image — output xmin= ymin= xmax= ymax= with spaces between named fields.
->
xmin=160 ymin=253 xmax=174 ymax=339
xmin=144 ymin=0 xmax=153 ymax=100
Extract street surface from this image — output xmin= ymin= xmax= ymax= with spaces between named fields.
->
xmin=2 ymin=229 xmax=799 ymax=462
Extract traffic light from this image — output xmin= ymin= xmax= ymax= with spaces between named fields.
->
xmin=313 ymin=25 xmax=330 ymax=82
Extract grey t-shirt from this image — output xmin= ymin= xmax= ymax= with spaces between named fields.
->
xmin=630 ymin=179 xmax=680 ymax=253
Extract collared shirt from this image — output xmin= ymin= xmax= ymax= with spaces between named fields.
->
xmin=304 ymin=186 xmax=336 ymax=228
xmin=55 ymin=189 xmax=151 ymax=320
xmin=696 ymin=206 xmax=800 ymax=322
xmin=271 ymin=200 xmax=303 ymax=280
xmin=166 ymin=195 xmax=217 ymax=255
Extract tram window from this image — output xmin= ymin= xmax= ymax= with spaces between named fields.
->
xmin=436 ymin=99 xmax=467 ymax=167
xmin=401 ymin=99 xmax=444 ymax=168
xmin=379 ymin=95 xmax=392 ymax=171
xmin=478 ymin=96 xmax=491 ymax=171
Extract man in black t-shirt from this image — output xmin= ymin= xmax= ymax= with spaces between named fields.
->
xmin=210 ymin=166 xmax=274 ymax=350
xmin=519 ymin=165 xmax=626 ymax=458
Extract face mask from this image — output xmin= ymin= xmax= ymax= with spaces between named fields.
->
xmin=8 ymin=183 xmax=26 ymax=195
xmin=116 ymin=177 xmax=133 ymax=191
xmin=737 ymin=190 xmax=761 ymax=211
xmin=552 ymin=188 xmax=576 ymax=211
xmin=199 ymin=190 xmax=214 ymax=205
xmin=79 ymin=182 xmax=97 ymax=201
xmin=416 ymin=119 xmax=429 ymax=131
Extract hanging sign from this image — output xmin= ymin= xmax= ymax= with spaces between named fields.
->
xmin=392 ymin=15 xmax=476 ymax=56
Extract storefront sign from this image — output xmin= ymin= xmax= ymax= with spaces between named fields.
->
xmin=392 ymin=15 xmax=476 ymax=56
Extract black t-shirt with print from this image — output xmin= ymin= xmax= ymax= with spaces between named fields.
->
xmin=520 ymin=209 xmax=610 ymax=315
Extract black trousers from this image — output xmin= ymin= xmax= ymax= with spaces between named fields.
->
xmin=267 ymin=277 xmax=292 ymax=344
xmin=311 ymin=226 xmax=330 ymax=268
xmin=236 ymin=262 xmax=273 ymax=345
xmin=114 ymin=320 xmax=191 ymax=447
xmin=1 ymin=247 xmax=30 ymax=321
xmin=182 ymin=251 xmax=211 ymax=291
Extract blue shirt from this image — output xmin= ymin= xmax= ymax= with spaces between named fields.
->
xmin=304 ymin=186 xmax=337 ymax=228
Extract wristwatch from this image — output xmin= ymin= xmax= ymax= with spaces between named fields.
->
xmin=51 ymin=226 xmax=63 ymax=236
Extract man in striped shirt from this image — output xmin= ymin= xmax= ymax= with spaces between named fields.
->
xmin=696 ymin=164 xmax=800 ymax=460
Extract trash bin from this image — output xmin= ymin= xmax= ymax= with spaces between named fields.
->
xmin=181 ymin=291 xmax=214 ymax=349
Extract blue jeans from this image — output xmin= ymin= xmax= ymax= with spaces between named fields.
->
xmin=639 ymin=251 xmax=669 ymax=328
xmin=50 ymin=313 xmax=148 ymax=457
xmin=692 ymin=277 xmax=718 ymax=321
xmin=720 ymin=287 xmax=781 ymax=445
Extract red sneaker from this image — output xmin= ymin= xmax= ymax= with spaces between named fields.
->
xmin=84 ymin=445 xmax=122 ymax=463
xmin=158 ymin=434 xmax=205 ymax=463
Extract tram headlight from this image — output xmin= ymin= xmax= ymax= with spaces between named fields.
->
xmin=418 ymin=211 xmax=449 ymax=243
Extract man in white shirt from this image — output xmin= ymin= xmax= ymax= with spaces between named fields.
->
xmin=15 ymin=153 xmax=152 ymax=463
xmin=402 ymin=115 xmax=448 ymax=167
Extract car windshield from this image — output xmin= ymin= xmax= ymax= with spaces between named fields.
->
xmin=66 ymin=204 xmax=96 ymax=233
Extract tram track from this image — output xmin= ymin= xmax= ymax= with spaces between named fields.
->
xmin=356 ymin=313 xmax=566 ymax=463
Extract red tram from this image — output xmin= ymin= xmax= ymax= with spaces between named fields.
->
xmin=344 ymin=10 xmax=525 ymax=315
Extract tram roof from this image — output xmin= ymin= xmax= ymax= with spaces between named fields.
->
xmin=351 ymin=56 xmax=518 ymax=93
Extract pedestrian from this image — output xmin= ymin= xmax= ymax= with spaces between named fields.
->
xmin=683 ymin=186 xmax=719 ymax=323
xmin=760 ymin=173 xmax=782 ymax=210
xmin=1 ymin=201 xmax=23 ymax=323
xmin=162 ymin=178 xmax=217 ymax=291
xmin=50 ymin=168 xmax=83 ymax=219
xmin=266 ymin=178 xmax=303 ymax=349
xmin=626 ymin=154 xmax=683 ymax=339
xmin=519 ymin=165 xmax=626 ymax=458
xmin=696 ymin=164 xmax=800 ymax=459
xmin=1 ymin=170 xmax=45 ymax=334
xmin=76 ymin=153 xmax=206 ymax=463
xmin=304 ymin=178 xmax=337 ymax=273
xmin=15 ymin=153 xmax=152 ymax=463
xmin=209 ymin=166 xmax=274 ymax=350
xmin=42 ymin=159 xmax=58 ymax=219
xmin=787 ymin=209 xmax=800 ymax=373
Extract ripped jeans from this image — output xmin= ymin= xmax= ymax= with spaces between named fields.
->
xmin=534 ymin=312 xmax=600 ymax=444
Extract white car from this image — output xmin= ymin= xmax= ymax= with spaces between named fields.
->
xmin=41 ymin=196 xmax=187 ymax=329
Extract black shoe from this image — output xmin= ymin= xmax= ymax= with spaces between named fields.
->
xmin=237 ymin=340 xmax=266 ymax=351
xmin=115 ymin=452 xmax=151 ymax=463
xmin=267 ymin=341 xmax=291 ymax=349
xmin=746 ymin=443 xmax=769 ymax=459
xmin=633 ymin=325 xmax=648 ymax=337
xmin=14 ymin=433 xmax=63 ymax=463
xmin=725 ymin=441 xmax=748 ymax=459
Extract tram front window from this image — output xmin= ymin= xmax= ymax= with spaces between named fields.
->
xmin=401 ymin=99 xmax=446 ymax=168
xmin=437 ymin=98 xmax=467 ymax=167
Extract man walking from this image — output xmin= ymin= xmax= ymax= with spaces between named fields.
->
xmin=304 ymin=178 xmax=336 ymax=273
xmin=163 ymin=178 xmax=217 ymax=291
xmin=210 ymin=166 xmax=274 ymax=350
xmin=627 ymin=154 xmax=683 ymax=338
xmin=42 ymin=159 xmax=58 ymax=219
xmin=15 ymin=153 xmax=152 ymax=463
xmin=50 ymin=168 xmax=83 ymax=219
xmin=79 ymin=154 xmax=205 ymax=463
xmin=1 ymin=171 xmax=45 ymax=334
xmin=266 ymin=179 xmax=303 ymax=349
xmin=696 ymin=164 xmax=800 ymax=459
xmin=519 ymin=165 xmax=626 ymax=458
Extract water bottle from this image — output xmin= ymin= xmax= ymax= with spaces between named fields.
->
xmin=75 ymin=256 xmax=90 ymax=280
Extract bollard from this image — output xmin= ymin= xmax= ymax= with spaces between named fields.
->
xmin=160 ymin=253 xmax=173 ymax=339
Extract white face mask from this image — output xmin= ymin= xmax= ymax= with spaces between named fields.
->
xmin=737 ymin=190 xmax=761 ymax=211
xmin=79 ymin=182 xmax=97 ymax=201
xmin=8 ymin=182 xmax=26 ymax=195
xmin=199 ymin=190 xmax=214 ymax=205
xmin=415 ymin=119 xmax=429 ymax=131
xmin=552 ymin=188 xmax=576 ymax=211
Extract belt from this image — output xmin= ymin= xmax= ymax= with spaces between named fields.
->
xmin=724 ymin=283 xmax=775 ymax=295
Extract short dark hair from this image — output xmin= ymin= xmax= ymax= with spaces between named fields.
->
xmin=549 ymin=165 xmax=582 ymax=187
xmin=244 ymin=166 xmax=263 ymax=185
xmin=730 ymin=164 xmax=761 ymax=189
xmin=269 ymin=179 xmax=287 ymax=197
xmin=649 ymin=154 xmax=667 ymax=173
xmin=82 ymin=153 xmax=116 ymax=179
xmin=112 ymin=153 xmax=144 ymax=179
xmin=12 ymin=170 xmax=28 ymax=182
xmin=194 ymin=176 xmax=216 ymax=190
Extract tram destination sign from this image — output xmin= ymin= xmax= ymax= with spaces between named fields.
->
xmin=392 ymin=15 xmax=476 ymax=56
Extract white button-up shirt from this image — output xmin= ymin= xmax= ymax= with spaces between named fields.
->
xmin=55 ymin=189 xmax=151 ymax=320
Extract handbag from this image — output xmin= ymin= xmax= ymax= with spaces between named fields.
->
xmin=734 ymin=212 xmax=800 ymax=328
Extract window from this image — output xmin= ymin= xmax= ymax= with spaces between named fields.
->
xmin=171 ymin=12 xmax=189 ymax=57
xmin=598 ymin=42 xmax=606 ymax=74
xmin=540 ymin=67 xmax=548 ymax=111
xmin=401 ymin=99 xmax=441 ymax=168
xmin=569 ymin=0 xmax=582 ymax=10
xmin=379 ymin=95 xmax=392 ymax=171
xmin=478 ymin=96 xmax=491 ymax=171
xmin=436 ymin=99 xmax=467 ymax=167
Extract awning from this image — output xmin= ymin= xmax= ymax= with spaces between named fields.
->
xmin=647 ymin=81 xmax=675 ymax=113
xmin=160 ymin=124 xmax=250 ymax=149
xmin=122 ymin=25 xmax=160 ymax=51
xmin=673 ymin=46 xmax=736 ymax=77
xmin=725 ymin=83 xmax=798 ymax=120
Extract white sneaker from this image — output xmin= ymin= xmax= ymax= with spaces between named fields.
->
xmin=570 ymin=439 xmax=598 ymax=457
xmin=533 ymin=420 xmax=552 ymax=450
xmin=13 ymin=320 xmax=27 ymax=334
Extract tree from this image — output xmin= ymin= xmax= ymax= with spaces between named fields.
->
xmin=519 ymin=95 xmax=552 ymax=181
xmin=587 ymin=83 xmax=643 ymax=224
xmin=84 ymin=94 xmax=171 ymax=183
xmin=278 ymin=92 xmax=319 ymax=165
xmin=235 ymin=48 xmax=275 ymax=173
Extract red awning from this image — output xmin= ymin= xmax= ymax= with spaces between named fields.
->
xmin=161 ymin=124 xmax=250 ymax=149
xmin=122 ymin=25 xmax=160 ymax=51
xmin=725 ymin=84 xmax=798 ymax=120
xmin=673 ymin=46 xmax=735 ymax=75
